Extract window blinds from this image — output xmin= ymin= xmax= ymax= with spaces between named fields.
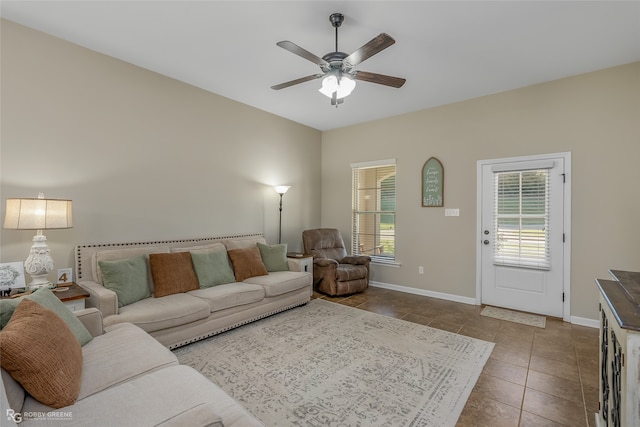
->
xmin=351 ymin=160 xmax=396 ymax=263
xmin=493 ymin=168 xmax=550 ymax=270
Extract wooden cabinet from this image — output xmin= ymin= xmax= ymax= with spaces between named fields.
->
xmin=596 ymin=270 xmax=640 ymax=427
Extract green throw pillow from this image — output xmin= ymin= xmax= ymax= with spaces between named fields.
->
xmin=190 ymin=250 xmax=236 ymax=288
xmin=99 ymin=255 xmax=151 ymax=308
xmin=0 ymin=287 xmax=93 ymax=346
xmin=257 ymin=242 xmax=289 ymax=272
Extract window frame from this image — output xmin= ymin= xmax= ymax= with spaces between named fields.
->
xmin=351 ymin=159 xmax=397 ymax=265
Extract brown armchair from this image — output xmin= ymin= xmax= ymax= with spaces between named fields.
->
xmin=302 ymin=228 xmax=371 ymax=296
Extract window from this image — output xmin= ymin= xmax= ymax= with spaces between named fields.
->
xmin=493 ymin=168 xmax=550 ymax=269
xmin=351 ymin=159 xmax=396 ymax=263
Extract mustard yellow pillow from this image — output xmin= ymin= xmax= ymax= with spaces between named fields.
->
xmin=0 ymin=299 xmax=82 ymax=408
xmin=227 ymin=246 xmax=269 ymax=282
xmin=149 ymin=252 xmax=199 ymax=297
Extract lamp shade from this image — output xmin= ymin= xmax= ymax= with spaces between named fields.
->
xmin=274 ymin=186 xmax=291 ymax=195
xmin=4 ymin=198 xmax=73 ymax=230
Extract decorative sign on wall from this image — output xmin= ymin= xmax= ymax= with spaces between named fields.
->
xmin=422 ymin=157 xmax=444 ymax=207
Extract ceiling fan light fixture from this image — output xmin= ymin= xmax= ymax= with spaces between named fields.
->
xmin=319 ymin=74 xmax=356 ymax=99
xmin=273 ymin=12 xmax=405 ymax=104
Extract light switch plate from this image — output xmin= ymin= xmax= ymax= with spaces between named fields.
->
xmin=445 ymin=209 xmax=460 ymax=217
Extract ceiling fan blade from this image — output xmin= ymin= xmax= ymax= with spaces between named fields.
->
xmin=344 ymin=33 xmax=396 ymax=67
xmin=354 ymin=71 xmax=406 ymax=88
xmin=271 ymin=74 xmax=324 ymax=90
xmin=276 ymin=41 xmax=329 ymax=66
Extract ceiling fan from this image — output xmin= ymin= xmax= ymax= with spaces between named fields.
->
xmin=271 ymin=13 xmax=406 ymax=106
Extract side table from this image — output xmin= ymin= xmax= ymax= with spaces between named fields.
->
xmin=52 ymin=282 xmax=90 ymax=312
xmin=287 ymin=252 xmax=313 ymax=273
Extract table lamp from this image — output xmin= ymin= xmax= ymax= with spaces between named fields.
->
xmin=3 ymin=193 xmax=73 ymax=290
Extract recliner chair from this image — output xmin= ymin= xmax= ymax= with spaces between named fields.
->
xmin=302 ymin=228 xmax=371 ymax=296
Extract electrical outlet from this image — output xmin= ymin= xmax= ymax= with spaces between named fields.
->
xmin=418 ymin=266 xmax=424 ymax=274
xmin=445 ymin=208 xmax=460 ymax=217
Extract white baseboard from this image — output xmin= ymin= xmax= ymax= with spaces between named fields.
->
xmin=370 ymin=281 xmax=477 ymax=306
xmin=594 ymin=413 xmax=602 ymax=427
xmin=370 ymin=281 xmax=600 ymax=328
xmin=570 ymin=316 xmax=599 ymax=329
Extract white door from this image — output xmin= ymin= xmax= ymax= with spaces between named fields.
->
xmin=479 ymin=154 xmax=568 ymax=318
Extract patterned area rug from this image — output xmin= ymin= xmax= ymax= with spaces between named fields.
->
xmin=174 ymin=299 xmax=494 ymax=426
xmin=480 ymin=305 xmax=546 ymax=328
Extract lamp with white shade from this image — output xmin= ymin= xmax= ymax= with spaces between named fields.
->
xmin=274 ymin=186 xmax=290 ymax=244
xmin=3 ymin=193 xmax=73 ymax=290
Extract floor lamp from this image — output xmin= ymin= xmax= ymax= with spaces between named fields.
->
xmin=3 ymin=193 xmax=73 ymax=290
xmin=274 ymin=186 xmax=290 ymax=244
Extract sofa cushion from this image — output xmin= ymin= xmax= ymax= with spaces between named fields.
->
xmin=0 ymin=299 xmax=82 ymax=409
xmin=243 ymin=271 xmax=311 ymax=297
xmin=100 ymin=255 xmax=151 ymax=307
xmin=257 ymin=242 xmax=289 ymax=272
xmin=223 ymin=236 xmax=267 ymax=250
xmin=0 ymin=287 xmax=92 ymax=346
xmin=188 ymin=283 xmax=265 ymax=312
xmin=171 ymin=242 xmax=226 ymax=253
xmin=22 ymin=365 xmax=262 ymax=427
xmin=149 ymin=252 xmax=199 ymax=297
xmin=92 ymin=245 xmax=170 ymax=291
xmin=78 ymin=322 xmax=178 ymax=400
xmin=2 ymin=368 xmax=24 ymax=415
xmin=227 ymin=247 xmax=268 ymax=281
xmin=156 ymin=402 xmax=223 ymax=427
xmin=191 ymin=250 xmax=236 ymax=288
xmin=102 ymin=293 xmax=210 ymax=333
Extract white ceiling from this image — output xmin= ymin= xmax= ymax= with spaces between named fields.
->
xmin=2 ymin=1 xmax=639 ymax=131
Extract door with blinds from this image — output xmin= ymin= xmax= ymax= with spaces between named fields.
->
xmin=480 ymin=154 xmax=567 ymax=318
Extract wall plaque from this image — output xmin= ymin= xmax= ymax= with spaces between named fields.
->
xmin=422 ymin=157 xmax=444 ymax=207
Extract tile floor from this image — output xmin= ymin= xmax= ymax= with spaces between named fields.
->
xmin=314 ymin=286 xmax=600 ymax=427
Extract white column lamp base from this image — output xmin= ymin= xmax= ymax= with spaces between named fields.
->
xmin=24 ymin=231 xmax=55 ymax=291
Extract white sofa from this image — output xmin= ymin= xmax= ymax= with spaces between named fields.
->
xmin=75 ymin=233 xmax=312 ymax=349
xmin=1 ymin=308 xmax=264 ymax=427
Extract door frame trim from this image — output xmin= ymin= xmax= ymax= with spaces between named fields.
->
xmin=476 ymin=152 xmax=572 ymax=322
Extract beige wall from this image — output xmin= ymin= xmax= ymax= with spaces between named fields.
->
xmin=0 ymin=20 xmax=322 ymax=276
xmin=2 ymin=19 xmax=639 ymax=322
xmin=322 ymin=62 xmax=640 ymax=321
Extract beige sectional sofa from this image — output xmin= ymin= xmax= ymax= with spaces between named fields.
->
xmin=1 ymin=306 xmax=264 ymax=426
xmin=75 ymin=233 xmax=312 ymax=349
xmin=1 ymin=233 xmax=312 ymax=427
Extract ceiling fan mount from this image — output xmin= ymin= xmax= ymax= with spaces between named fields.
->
xmin=271 ymin=12 xmax=406 ymax=106
xmin=328 ymin=12 xmax=344 ymax=29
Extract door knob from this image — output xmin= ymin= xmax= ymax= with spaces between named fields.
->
xmin=483 ymin=240 xmax=490 ymax=245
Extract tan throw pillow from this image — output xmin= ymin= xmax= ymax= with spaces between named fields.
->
xmin=149 ymin=252 xmax=199 ymax=297
xmin=0 ymin=299 xmax=82 ymax=409
xmin=227 ymin=246 xmax=269 ymax=282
